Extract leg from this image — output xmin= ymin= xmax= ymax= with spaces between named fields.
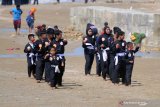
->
xmin=45 ymin=62 xmax=51 ymax=82
xmin=36 ymin=60 xmax=43 ymax=81
xmin=96 ymin=53 xmax=101 ymax=76
xmin=112 ymin=58 xmax=121 ymax=84
xmin=109 ymin=55 xmax=115 ymax=80
xmin=125 ymin=64 xmax=133 ymax=85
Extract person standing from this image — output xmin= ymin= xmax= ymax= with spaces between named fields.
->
xmin=82 ymin=28 xmax=96 ymax=75
xmin=33 ymin=0 xmax=38 ymax=5
xmin=26 ymin=7 xmax=37 ymax=33
xmin=10 ymin=5 xmax=23 ymax=35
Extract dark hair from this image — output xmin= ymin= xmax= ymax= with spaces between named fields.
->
xmin=40 ymin=30 xmax=46 ymax=36
xmin=28 ymin=34 xmax=34 ymax=39
xmin=113 ymin=27 xmax=121 ymax=34
xmin=49 ymin=46 xmax=56 ymax=52
xmin=104 ymin=22 xmax=108 ymax=27
xmin=127 ymin=42 xmax=133 ymax=48
xmin=16 ymin=5 xmax=20 ymax=8
xmin=103 ymin=26 xmax=110 ymax=34
xmin=54 ymin=30 xmax=62 ymax=36
xmin=86 ymin=28 xmax=93 ymax=36
xmin=47 ymin=28 xmax=54 ymax=34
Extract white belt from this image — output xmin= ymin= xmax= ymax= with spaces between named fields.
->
xmin=101 ymin=48 xmax=110 ymax=62
xmin=57 ymin=54 xmax=64 ymax=57
xmin=51 ymin=65 xmax=60 ymax=73
xmin=116 ymin=53 xmax=125 ymax=57
xmin=85 ymin=43 xmax=94 ymax=50
xmin=29 ymin=53 xmax=35 ymax=65
xmin=96 ymin=52 xmax=100 ymax=61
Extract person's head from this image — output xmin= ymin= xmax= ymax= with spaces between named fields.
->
xmin=54 ymin=25 xmax=59 ymax=30
xmin=55 ymin=30 xmax=62 ymax=40
xmin=113 ymin=27 xmax=121 ymax=40
xmin=40 ymin=31 xmax=47 ymax=40
xmin=47 ymin=28 xmax=54 ymax=40
xmin=86 ymin=28 xmax=93 ymax=36
xmin=127 ymin=42 xmax=134 ymax=50
xmin=104 ymin=22 xmax=108 ymax=27
xmin=42 ymin=24 xmax=46 ymax=30
xmin=103 ymin=26 xmax=111 ymax=35
xmin=117 ymin=31 xmax=125 ymax=40
xmin=30 ymin=7 xmax=37 ymax=14
xmin=28 ymin=34 xmax=35 ymax=43
xmin=16 ymin=5 xmax=20 ymax=9
xmin=50 ymin=47 xmax=56 ymax=56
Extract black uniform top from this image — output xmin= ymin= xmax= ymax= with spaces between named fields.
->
xmin=52 ymin=39 xmax=67 ymax=54
xmin=109 ymin=39 xmax=117 ymax=55
xmin=98 ymin=34 xmax=110 ymax=49
xmin=82 ymin=35 xmax=96 ymax=54
xmin=125 ymin=47 xmax=139 ymax=64
xmin=24 ymin=42 xmax=35 ymax=56
xmin=34 ymin=39 xmax=46 ymax=60
xmin=115 ymin=40 xmax=126 ymax=54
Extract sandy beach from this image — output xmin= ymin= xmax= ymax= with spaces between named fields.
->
xmin=0 ymin=2 xmax=160 ymax=107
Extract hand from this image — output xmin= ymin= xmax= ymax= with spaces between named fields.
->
xmin=129 ymin=61 xmax=134 ymax=63
xmin=116 ymin=44 xmax=120 ymax=49
xmin=61 ymin=62 xmax=64 ymax=66
xmin=101 ymin=44 xmax=105 ymax=48
xmin=53 ymin=44 xmax=57 ymax=48
xmin=83 ymin=38 xmax=87 ymax=43
xmin=27 ymin=46 xmax=31 ymax=51
xmin=39 ymin=44 xmax=42 ymax=49
xmin=45 ymin=42 xmax=49 ymax=47
xmin=63 ymin=39 xmax=67 ymax=43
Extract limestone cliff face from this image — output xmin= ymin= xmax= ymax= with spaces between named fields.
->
xmin=70 ymin=6 xmax=160 ymax=51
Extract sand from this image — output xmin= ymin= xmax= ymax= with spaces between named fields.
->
xmin=0 ymin=2 xmax=160 ymax=107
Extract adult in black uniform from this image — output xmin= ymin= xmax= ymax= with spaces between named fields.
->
xmin=52 ymin=30 xmax=68 ymax=86
xmin=112 ymin=31 xmax=126 ymax=84
xmin=44 ymin=28 xmax=55 ymax=82
xmin=97 ymin=26 xmax=111 ymax=80
xmin=82 ymin=28 xmax=96 ymax=75
xmin=34 ymin=31 xmax=47 ymax=83
xmin=108 ymin=27 xmax=121 ymax=80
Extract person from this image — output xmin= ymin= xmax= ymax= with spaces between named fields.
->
xmin=33 ymin=0 xmax=38 ymax=5
xmin=112 ymin=31 xmax=126 ymax=84
xmin=57 ymin=0 xmax=60 ymax=3
xmin=44 ymin=28 xmax=55 ymax=83
xmin=52 ymin=30 xmax=68 ymax=86
xmin=26 ymin=7 xmax=37 ymax=33
xmin=24 ymin=34 xmax=36 ymax=78
xmin=82 ymin=28 xmax=96 ymax=75
xmin=108 ymin=27 xmax=121 ymax=80
xmin=10 ymin=5 xmax=23 ymax=35
xmin=85 ymin=0 xmax=88 ymax=3
xmin=97 ymin=26 xmax=111 ymax=80
xmin=34 ymin=31 xmax=47 ymax=83
xmin=125 ymin=42 xmax=139 ymax=86
xmin=44 ymin=47 xmax=62 ymax=89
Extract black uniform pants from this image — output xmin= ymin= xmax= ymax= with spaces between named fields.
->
xmin=100 ymin=51 xmax=109 ymax=79
xmin=125 ymin=64 xmax=133 ymax=85
xmin=112 ymin=57 xmax=126 ymax=83
xmin=109 ymin=54 xmax=115 ymax=80
xmin=36 ymin=60 xmax=45 ymax=80
xmin=58 ymin=56 xmax=65 ymax=85
xmin=84 ymin=54 xmax=94 ymax=75
xmin=45 ymin=61 xmax=51 ymax=82
xmin=50 ymin=67 xmax=59 ymax=87
xmin=33 ymin=0 xmax=38 ymax=4
xmin=96 ymin=52 xmax=101 ymax=76
xmin=28 ymin=64 xmax=36 ymax=78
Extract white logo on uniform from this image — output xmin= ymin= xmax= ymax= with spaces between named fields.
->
xmin=60 ymin=42 xmax=63 ymax=45
xmin=122 ymin=42 xmax=125 ymax=46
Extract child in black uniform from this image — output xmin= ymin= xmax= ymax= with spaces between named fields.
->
xmin=45 ymin=47 xmax=62 ymax=89
xmin=125 ymin=42 xmax=139 ymax=86
xmin=24 ymin=34 xmax=36 ymax=78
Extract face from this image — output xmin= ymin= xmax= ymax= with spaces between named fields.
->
xmin=56 ymin=33 xmax=62 ymax=39
xmin=120 ymin=34 xmax=125 ymax=40
xmin=48 ymin=34 xmax=53 ymax=40
xmin=50 ymin=48 xmax=56 ymax=55
xmin=41 ymin=34 xmax=47 ymax=39
xmin=29 ymin=36 xmax=35 ymax=42
xmin=88 ymin=29 xmax=93 ymax=36
xmin=128 ymin=44 xmax=134 ymax=50
xmin=105 ymin=28 xmax=110 ymax=34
